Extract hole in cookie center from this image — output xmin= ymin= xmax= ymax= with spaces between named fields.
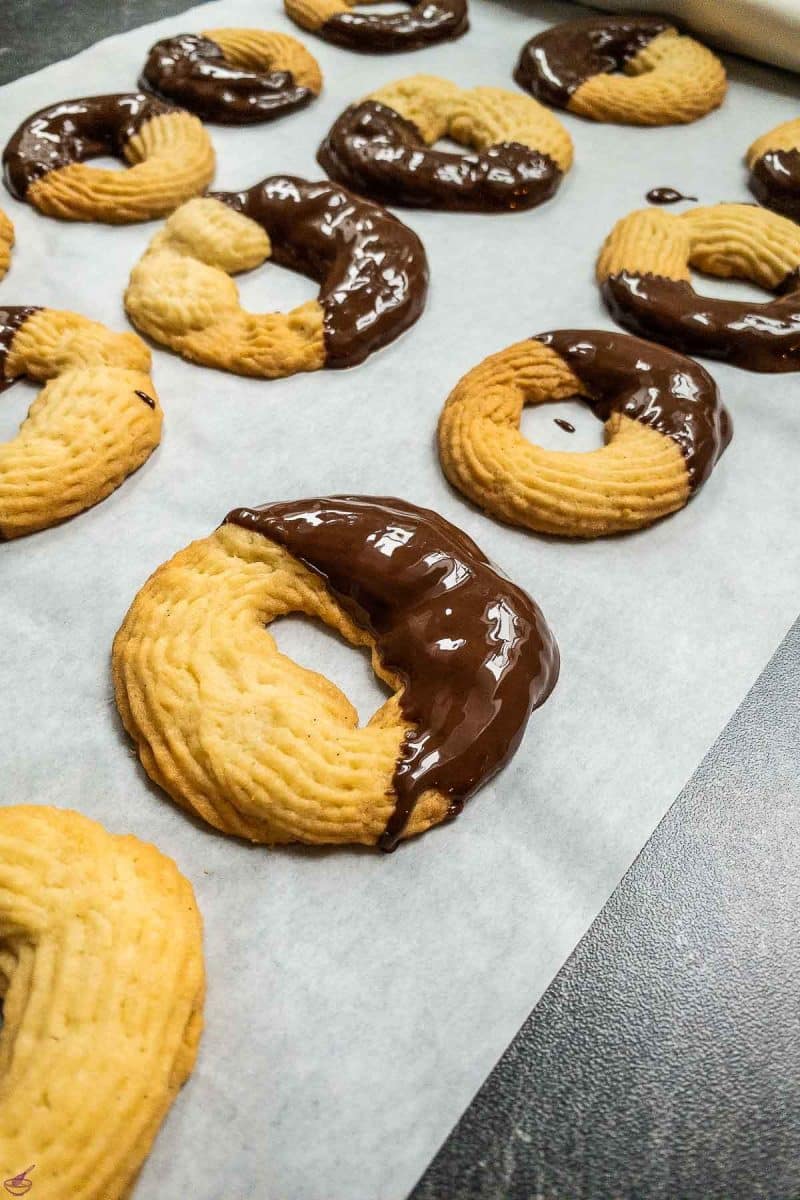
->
xmin=352 ymin=0 xmax=414 ymax=12
xmin=0 ymin=379 xmax=37 ymax=442
xmin=236 ymin=260 xmax=319 ymax=312
xmin=521 ymin=397 xmax=606 ymax=451
xmin=270 ymin=614 xmax=393 ymax=727
xmin=83 ymin=154 xmax=126 ymax=172
xmin=690 ymin=269 xmax=777 ymax=304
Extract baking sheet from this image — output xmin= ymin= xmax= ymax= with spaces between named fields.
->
xmin=2 ymin=2 xmax=800 ymax=1197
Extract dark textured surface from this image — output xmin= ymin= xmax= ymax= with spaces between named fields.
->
xmin=411 ymin=617 xmax=800 ymax=1200
xmin=5 ymin=8 xmax=800 ymax=1200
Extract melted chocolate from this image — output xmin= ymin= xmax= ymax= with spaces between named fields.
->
xmin=647 ymin=187 xmax=697 ymax=205
xmin=224 ymin=496 xmax=559 ymax=849
xmin=140 ymin=34 xmax=314 ymax=124
xmin=319 ymin=0 xmax=468 ymax=53
xmin=749 ymin=148 xmax=800 ymax=224
xmin=535 ymin=329 xmax=731 ymax=490
xmin=317 ymin=100 xmax=562 ymax=212
xmin=514 ymin=15 xmax=670 ymax=109
xmin=553 ymin=417 xmax=576 ymax=433
xmin=602 ymin=270 xmax=800 ymax=374
xmin=210 ymin=176 xmax=428 ymax=366
xmin=134 ymin=389 xmax=156 ymax=409
xmin=0 ymin=307 xmax=40 ymax=392
xmin=3 ymin=94 xmax=175 ymax=200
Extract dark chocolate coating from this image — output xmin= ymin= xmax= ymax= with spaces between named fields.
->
xmin=535 ymin=329 xmax=731 ymax=491
xmin=0 ymin=306 xmax=40 ymax=392
xmin=318 ymin=0 xmax=468 ymax=53
xmin=317 ymin=100 xmax=562 ymax=212
xmin=553 ymin=417 xmax=575 ymax=433
xmin=3 ymin=93 xmax=175 ymax=200
xmin=514 ymin=15 xmax=671 ymax=109
xmin=749 ymin=148 xmax=800 ymax=224
xmin=210 ymin=176 xmax=428 ymax=367
xmin=224 ymin=496 xmax=559 ymax=849
xmin=646 ymin=187 xmax=697 ymax=205
xmin=139 ymin=34 xmax=314 ymax=125
xmin=602 ymin=270 xmax=800 ymax=374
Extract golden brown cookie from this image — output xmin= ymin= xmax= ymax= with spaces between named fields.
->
xmin=597 ymin=203 xmax=800 ymax=371
xmin=3 ymin=93 xmax=215 ymax=223
xmin=437 ymin=331 xmax=731 ymax=538
xmin=0 ymin=208 xmax=13 ymax=279
xmin=747 ymin=118 xmax=800 ymax=222
xmin=285 ymin=0 xmax=468 ymax=52
xmin=318 ymin=73 xmax=573 ymax=211
xmin=113 ymin=496 xmax=559 ymax=849
xmin=0 ymin=307 xmax=162 ymax=539
xmin=0 ymin=805 xmax=204 ymax=1200
xmin=124 ymin=179 xmax=428 ymax=377
xmin=140 ymin=29 xmax=322 ymax=124
xmin=514 ymin=15 xmax=726 ymax=125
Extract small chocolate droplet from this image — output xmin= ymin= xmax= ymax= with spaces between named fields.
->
xmin=554 ymin=417 xmax=576 ymax=433
xmin=135 ymin=389 xmax=156 ymax=409
xmin=646 ymin=187 xmax=698 ymax=205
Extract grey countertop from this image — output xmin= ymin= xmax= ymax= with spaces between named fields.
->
xmin=2 ymin=5 xmax=799 ymax=1198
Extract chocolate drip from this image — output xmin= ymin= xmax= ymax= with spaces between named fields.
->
xmin=211 ymin=176 xmax=428 ymax=366
xmin=535 ymin=329 xmax=731 ymax=490
xmin=602 ymin=271 xmax=800 ymax=374
xmin=320 ymin=0 xmax=468 ymax=53
xmin=0 ymin=307 xmax=40 ymax=392
xmin=553 ymin=417 xmax=575 ymax=433
xmin=3 ymin=94 xmax=174 ymax=199
xmin=647 ymin=187 xmax=697 ymax=205
xmin=514 ymin=15 xmax=670 ymax=109
xmin=749 ymin=148 xmax=800 ymax=224
xmin=140 ymin=34 xmax=314 ymax=124
xmin=318 ymin=100 xmax=562 ymax=212
xmin=134 ymin=389 xmax=156 ymax=409
xmin=224 ymin=497 xmax=559 ymax=849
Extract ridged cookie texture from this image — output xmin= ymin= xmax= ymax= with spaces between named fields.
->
xmin=437 ymin=331 xmax=730 ymax=538
xmin=2 ymin=94 xmax=215 ymax=223
xmin=0 ymin=208 xmax=13 ymax=279
xmin=0 ymin=307 xmax=162 ymax=539
xmin=747 ymin=118 xmax=800 ymax=222
xmin=318 ymin=73 xmax=572 ymax=212
xmin=125 ymin=180 xmax=428 ymax=376
xmin=0 ymin=805 xmax=204 ymax=1200
xmin=597 ymin=203 xmax=800 ymax=371
xmin=113 ymin=498 xmax=558 ymax=848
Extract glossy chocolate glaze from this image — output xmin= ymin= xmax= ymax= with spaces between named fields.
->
xmin=0 ymin=306 xmax=40 ymax=392
xmin=211 ymin=176 xmax=428 ymax=366
xmin=224 ymin=496 xmax=559 ymax=849
xmin=3 ymin=94 xmax=175 ymax=200
xmin=535 ymin=329 xmax=731 ymax=490
xmin=514 ymin=15 xmax=670 ymax=109
xmin=749 ymin=149 xmax=800 ymax=224
xmin=319 ymin=0 xmax=468 ymax=53
xmin=134 ymin=389 xmax=157 ymax=409
xmin=317 ymin=100 xmax=562 ymax=212
xmin=647 ymin=187 xmax=697 ymax=205
xmin=140 ymin=34 xmax=314 ymax=125
xmin=553 ymin=417 xmax=575 ymax=433
xmin=602 ymin=270 xmax=800 ymax=374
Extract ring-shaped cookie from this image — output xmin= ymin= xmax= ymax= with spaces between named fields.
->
xmin=318 ymin=74 xmax=573 ymax=211
xmin=140 ymin=28 xmax=322 ymax=124
xmin=112 ymin=496 xmax=559 ymax=849
xmin=2 ymin=93 xmax=215 ymax=223
xmin=285 ymin=0 xmax=468 ymax=53
xmin=747 ymin=119 xmax=800 ymax=223
xmin=514 ymin=15 xmax=726 ymax=126
xmin=0 ymin=208 xmax=13 ymax=279
xmin=597 ymin=203 xmax=800 ymax=372
xmin=124 ymin=179 xmax=428 ymax=376
xmin=437 ymin=331 xmax=731 ymax=538
xmin=0 ymin=306 xmax=162 ymax=539
xmin=0 ymin=805 xmax=204 ymax=1200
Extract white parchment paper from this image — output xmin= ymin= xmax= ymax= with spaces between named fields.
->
xmin=2 ymin=3 xmax=800 ymax=1197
